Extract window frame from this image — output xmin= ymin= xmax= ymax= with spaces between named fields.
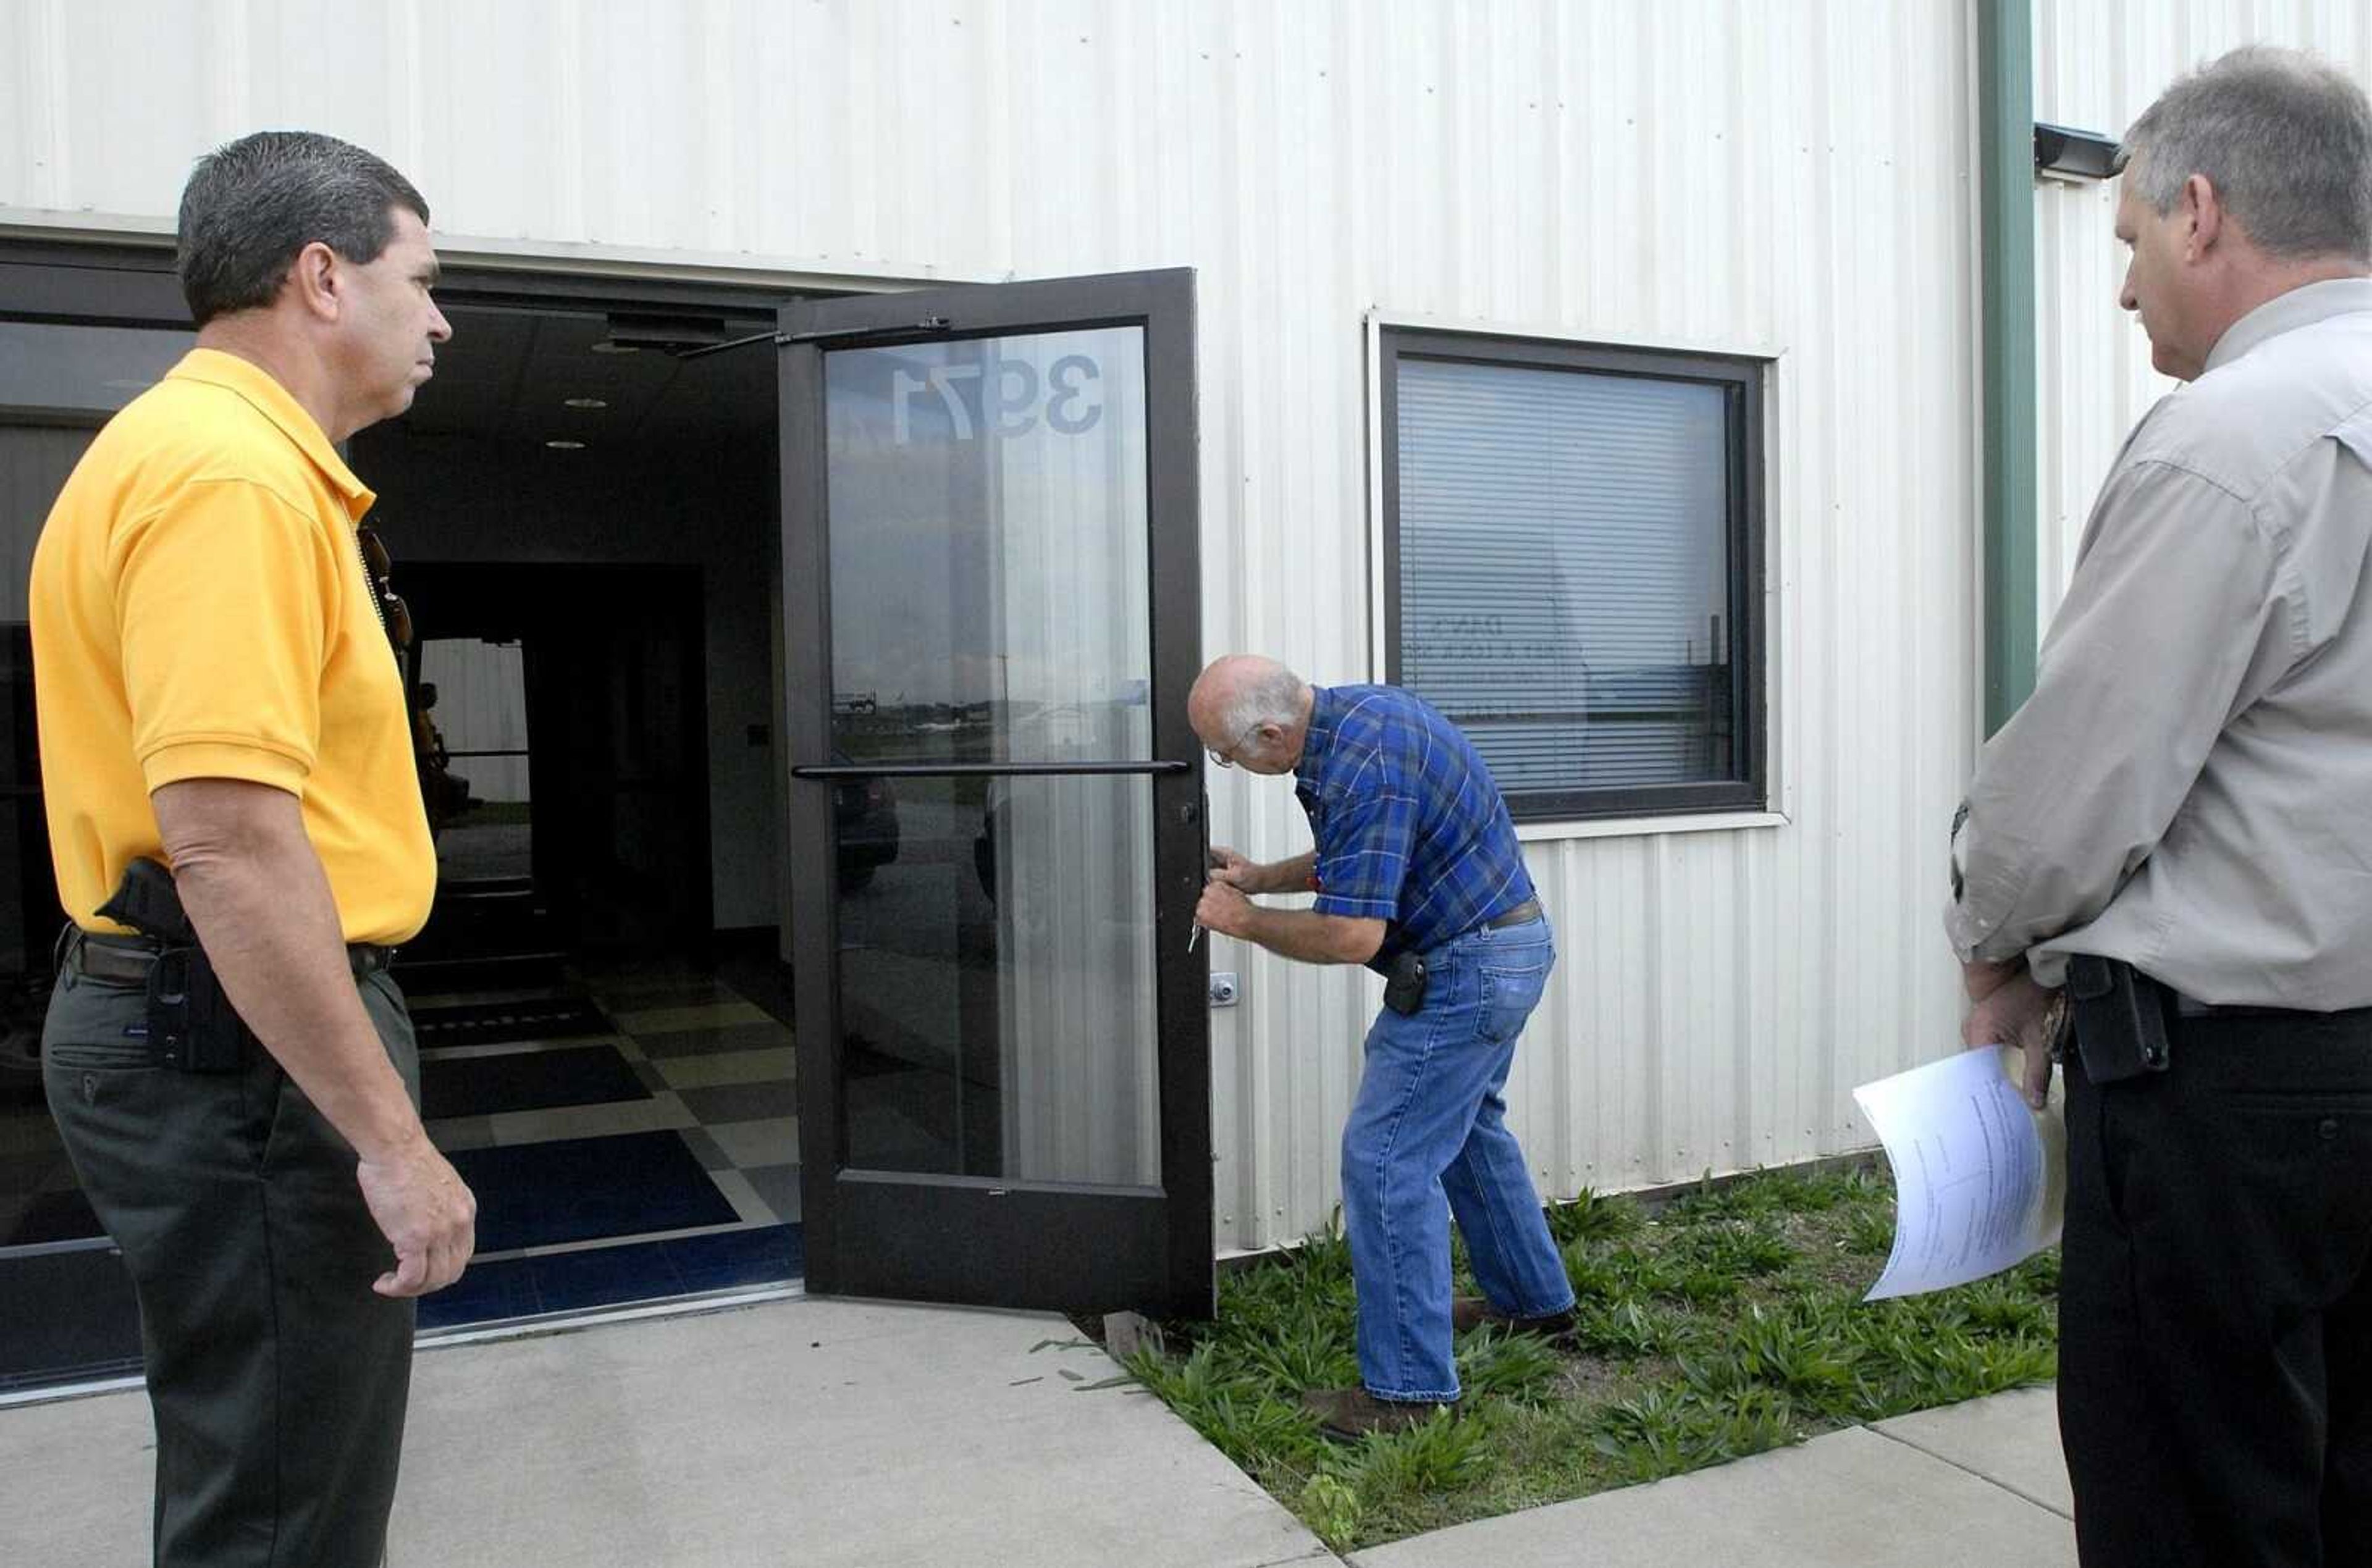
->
xmin=1377 ymin=324 xmax=1769 ymax=823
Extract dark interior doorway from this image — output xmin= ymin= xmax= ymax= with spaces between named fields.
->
xmin=397 ymin=563 xmax=714 ymax=988
xmin=0 ymin=241 xmax=811 ymax=1380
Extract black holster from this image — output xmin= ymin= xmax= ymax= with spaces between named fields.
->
xmin=2064 ymin=954 xmax=2174 ymax=1084
xmin=143 ymin=945 xmax=258 ymax=1073
xmin=96 ymin=857 xmax=257 ymax=1074
xmin=1382 ymin=950 xmax=1429 ymax=1016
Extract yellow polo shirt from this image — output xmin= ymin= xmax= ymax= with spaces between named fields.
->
xmin=30 ymin=349 xmax=437 ymax=945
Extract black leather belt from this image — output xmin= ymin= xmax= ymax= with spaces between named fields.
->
xmin=67 ymin=931 xmax=395 ymax=984
xmin=2172 ymin=993 xmax=2334 ymax=1021
xmin=1484 ymin=898 xmax=1543 ymax=931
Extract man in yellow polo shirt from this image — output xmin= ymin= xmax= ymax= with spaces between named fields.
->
xmin=32 ymin=131 xmax=475 ymax=1567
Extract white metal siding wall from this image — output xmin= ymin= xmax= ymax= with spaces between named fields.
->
xmin=421 ymin=639 xmax=530 ymax=803
xmin=0 ymin=0 xmax=1983 ymax=1254
xmin=2032 ymin=2 xmax=2372 ymax=627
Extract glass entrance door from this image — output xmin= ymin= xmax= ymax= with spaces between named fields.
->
xmin=780 ymin=270 xmax=1209 ymax=1316
xmin=0 ymin=317 xmax=193 ymax=1390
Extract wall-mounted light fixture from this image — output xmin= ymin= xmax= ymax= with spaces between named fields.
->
xmin=2034 ymin=122 xmax=2119 ymax=183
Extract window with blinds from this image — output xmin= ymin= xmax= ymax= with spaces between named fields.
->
xmin=1381 ymin=330 xmax=1766 ymax=821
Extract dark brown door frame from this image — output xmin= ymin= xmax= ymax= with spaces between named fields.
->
xmin=779 ymin=268 xmax=1213 ymax=1319
xmin=2 ymin=241 xmax=1218 ymax=1326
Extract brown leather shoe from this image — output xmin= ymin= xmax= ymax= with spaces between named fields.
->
xmin=1300 ymin=1387 xmax=1457 ymax=1440
xmin=1450 ymin=1294 xmax=1579 ymax=1341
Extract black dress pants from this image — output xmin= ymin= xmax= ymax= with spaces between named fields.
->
xmin=43 ymin=950 xmax=421 ymax=1568
xmin=2059 ymin=999 xmax=2372 ymax=1567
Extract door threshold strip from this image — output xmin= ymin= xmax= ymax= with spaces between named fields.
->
xmin=0 ymin=1372 xmax=145 ymax=1411
xmin=416 ymin=1281 xmax=807 ymax=1351
xmin=0 ymin=1284 xmax=808 ymax=1409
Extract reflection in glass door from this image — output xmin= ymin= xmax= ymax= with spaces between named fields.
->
xmin=825 ymin=326 xmax=1158 ymax=1189
xmin=783 ymin=272 xmax=1208 ymax=1315
xmin=0 ymin=319 xmax=195 ymax=1390
xmin=414 ymin=636 xmax=532 ymax=884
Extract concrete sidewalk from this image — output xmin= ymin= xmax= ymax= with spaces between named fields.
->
xmin=0 ymin=1296 xmax=2071 ymax=1568
xmin=1352 ymin=1386 xmax=2074 ymax=1568
xmin=0 ymin=1294 xmax=1333 ymax=1568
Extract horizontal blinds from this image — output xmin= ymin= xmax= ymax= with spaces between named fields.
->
xmin=1464 ymin=719 xmax=1721 ymax=794
xmin=1395 ymin=356 xmax=1733 ymax=793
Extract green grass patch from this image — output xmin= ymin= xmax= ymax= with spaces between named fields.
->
xmin=1124 ymin=1162 xmax=2057 ymax=1553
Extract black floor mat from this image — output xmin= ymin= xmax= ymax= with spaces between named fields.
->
xmin=445 ymin=1130 xmax=738 ymax=1252
xmin=4 ymin=1188 xmax=102 ymax=1246
xmin=0 ymin=1244 xmax=143 ymax=1392
xmin=421 ymin=1043 xmax=652 ymax=1121
xmin=411 ymin=996 xmax=613 ymax=1048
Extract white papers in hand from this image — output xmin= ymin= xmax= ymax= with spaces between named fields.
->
xmin=1851 ymin=1046 xmax=2066 ymax=1301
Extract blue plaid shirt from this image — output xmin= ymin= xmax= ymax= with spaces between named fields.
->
xmin=1294 ymin=684 xmax=1536 ymax=963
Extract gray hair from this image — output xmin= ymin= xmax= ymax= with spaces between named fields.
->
xmin=1219 ymin=663 xmax=1308 ymax=740
xmin=2118 ymin=46 xmax=2372 ymax=261
xmin=177 ymin=131 xmax=431 ymax=326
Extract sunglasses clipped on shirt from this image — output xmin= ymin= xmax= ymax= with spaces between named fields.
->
xmin=357 ymin=526 xmax=414 ymax=651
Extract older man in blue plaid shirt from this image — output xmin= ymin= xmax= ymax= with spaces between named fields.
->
xmin=1190 ymin=654 xmax=1574 ymax=1438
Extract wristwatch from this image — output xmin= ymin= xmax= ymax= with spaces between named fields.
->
xmin=2043 ymin=989 xmax=2071 ymax=1061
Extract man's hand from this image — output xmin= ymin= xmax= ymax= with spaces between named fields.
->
xmin=356 ymin=1135 xmax=478 ymax=1297
xmin=1961 ymin=966 xmax=2060 ymax=1111
xmin=1195 ymin=881 xmax=1382 ymax=964
xmin=1208 ymin=845 xmax=1262 ymax=892
xmin=1196 ymin=879 xmax=1257 ymax=937
xmin=156 ymin=776 xmax=475 ymax=1296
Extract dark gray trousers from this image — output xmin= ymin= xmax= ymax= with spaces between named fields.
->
xmin=2060 ymin=1000 xmax=2372 ymax=1567
xmin=43 ymin=947 xmax=420 ymax=1568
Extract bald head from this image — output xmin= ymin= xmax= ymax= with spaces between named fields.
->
xmin=1189 ymin=655 xmax=1313 ymax=773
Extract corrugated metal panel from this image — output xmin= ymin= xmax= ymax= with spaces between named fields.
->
xmin=2032 ymin=1 xmax=2372 ymax=628
xmin=0 ymin=0 xmax=1985 ymax=1256
xmin=420 ymin=638 xmax=530 ymax=803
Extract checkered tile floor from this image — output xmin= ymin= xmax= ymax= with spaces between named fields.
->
xmin=416 ymin=962 xmax=804 ymax=1270
xmin=0 ymin=953 xmax=807 ymax=1372
xmin=393 ymin=954 xmax=811 ymax=1338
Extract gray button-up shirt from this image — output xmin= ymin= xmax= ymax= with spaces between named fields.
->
xmin=1948 ymin=277 xmax=2372 ymax=1009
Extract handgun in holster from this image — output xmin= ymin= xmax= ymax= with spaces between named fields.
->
xmin=2063 ymin=953 xmax=2173 ymax=1085
xmin=95 ymin=857 xmax=256 ymax=1074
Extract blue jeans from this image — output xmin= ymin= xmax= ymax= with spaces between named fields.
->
xmin=1342 ymin=914 xmax=1573 ymax=1401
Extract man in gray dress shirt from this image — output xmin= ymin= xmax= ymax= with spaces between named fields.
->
xmin=1948 ymin=47 xmax=2372 ymax=1568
